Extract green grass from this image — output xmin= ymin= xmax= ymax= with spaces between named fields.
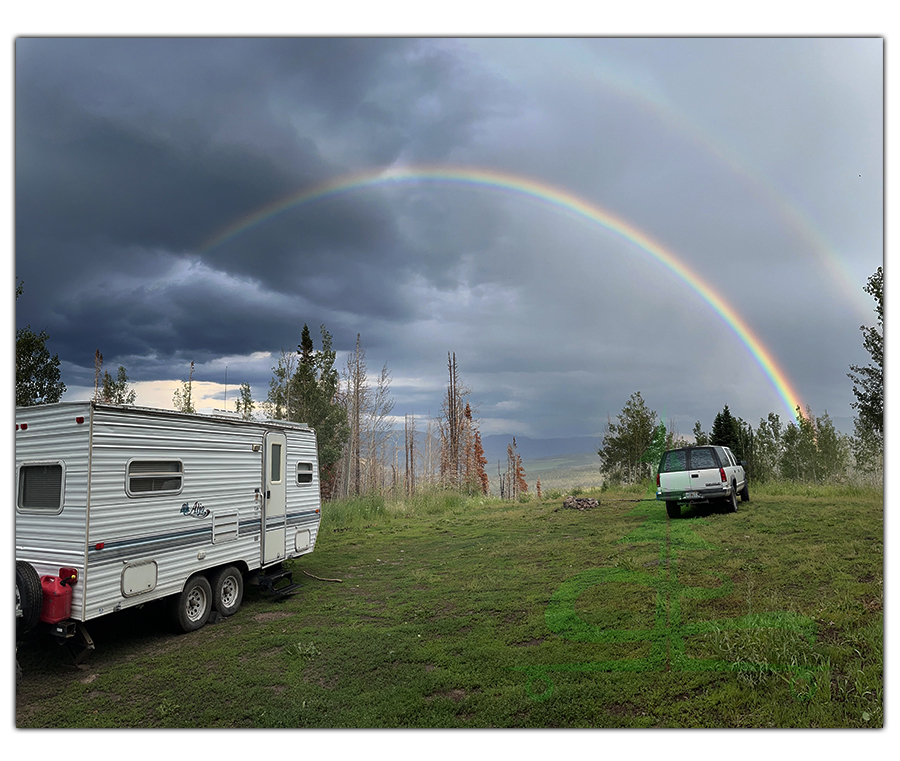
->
xmin=16 ymin=483 xmax=882 ymax=728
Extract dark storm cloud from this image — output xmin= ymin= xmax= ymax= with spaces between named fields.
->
xmin=15 ymin=38 xmax=523 ymax=357
xmin=14 ymin=37 xmax=882 ymax=439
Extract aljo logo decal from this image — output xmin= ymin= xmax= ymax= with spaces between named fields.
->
xmin=514 ymin=497 xmax=824 ymax=702
xmin=180 ymin=501 xmax=210 ymax=519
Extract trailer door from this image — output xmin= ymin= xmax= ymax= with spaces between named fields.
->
xmin=263 ymin=431 xmax=287 ymax=565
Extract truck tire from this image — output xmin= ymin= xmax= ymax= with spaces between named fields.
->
xmin=211 ymin=565 xmax=244 ymax=617
xmin=726 ymin=486 xmax=738 ymax=513
xmin=171 ymin=574 xmax=213 ymax=633
xmin=740 ymin=482 xmax=750 ymax=502
xmin=16 ymin=560 xmax=42 ymax=637
xmin=666 ymin=501 xmax=680 ymax=519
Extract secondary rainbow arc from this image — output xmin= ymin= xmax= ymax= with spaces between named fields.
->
xmin=202 ymin=165 xmax=804 ymax=421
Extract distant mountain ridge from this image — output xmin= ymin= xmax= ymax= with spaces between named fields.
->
xmin=481 ymin=434 xmax=599 ymax=465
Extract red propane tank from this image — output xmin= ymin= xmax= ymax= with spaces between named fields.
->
xmin=39 ymin=575 xmax=72 ymax=624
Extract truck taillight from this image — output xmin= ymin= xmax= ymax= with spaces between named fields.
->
xmin=720 ymin=468 xmax=727 ymax=482
xmin=59 ymin=567 xmax=78 ymax=585
xmin=656 ymin=473 xmax=660 ymax=487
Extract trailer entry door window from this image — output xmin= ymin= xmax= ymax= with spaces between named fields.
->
xmin=127 ymin=460 xmax=184 ymax=496
xmin=270 ymin=444 xmax=282 ymax=483
xmin=17 ymin=463 xmax=65 ymax=513
xmin=297 ymin=462 xmax=314 ymax=485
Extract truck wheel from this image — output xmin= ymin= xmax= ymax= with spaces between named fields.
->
xmin=171 ymin=574 xmax=212 ymax=633
xmin=211 ymin=565 xmax=244 ymax=617
xmin=666 ymin=501 xmax=680 ymax=519
xmin=740 ymin=482 xmax=750 ymax=502
xmin=726 ymin=486 xmax=738 ymax=513
xmin=16 ymin=560 xmax=42 ymax=637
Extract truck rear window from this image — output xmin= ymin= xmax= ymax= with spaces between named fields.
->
xmin=689 ymin=448 xmax=719 ymax=469
xmin=660 ymin=450 xmax=687 ymax=472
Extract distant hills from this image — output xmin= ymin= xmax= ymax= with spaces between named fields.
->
xmin=481 ymin=434 xmax=599 ymax=466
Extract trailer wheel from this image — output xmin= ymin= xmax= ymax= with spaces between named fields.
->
xmin=16 ymin=561 xmax=42 ymax=637
xmin=171 ymin=574 xmax=212 ymax=633
xmin=211 ymin=565 xmax=244 ymax=617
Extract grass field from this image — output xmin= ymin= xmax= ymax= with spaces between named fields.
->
xmin=15 ymin=483 xmax=883 ymax=728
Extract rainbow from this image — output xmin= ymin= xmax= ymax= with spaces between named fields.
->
xmin=501 ymin=39 xmax=873 ymax=319
xmin=202 ymin=165 xmax=804 ymax=421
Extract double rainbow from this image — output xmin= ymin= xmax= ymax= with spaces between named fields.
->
xmin=202 ymin=165 xmax=804 ymax=421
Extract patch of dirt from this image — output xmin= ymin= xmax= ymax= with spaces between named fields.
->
xmin=86 ymin=690 xmax=121 ymax=702
xmin=606 ymin=701 xmax=645 ymax=717
xmin=428 ymin=688 xmax=467 ymax=703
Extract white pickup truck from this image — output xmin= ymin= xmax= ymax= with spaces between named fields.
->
xmin=655 ymin=445 xmax=749 ymax=519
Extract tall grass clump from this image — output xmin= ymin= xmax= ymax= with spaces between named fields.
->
xmin=320 ymin=493 xmax=387 ymax=529
xmin=752 ymin=481 xmax=882 ymax=500
xmin=321 ymin=487 xmax=504 ymax=528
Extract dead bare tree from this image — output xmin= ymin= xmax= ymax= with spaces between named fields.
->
xmin=405 ymin=413 xmax=417 ymax=496
xmin=93 ymin=349 xmax=103 ymax=401
xmin=439 ymin=353 xmax=470 ymax=488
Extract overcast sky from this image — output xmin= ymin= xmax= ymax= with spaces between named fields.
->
xmin=14 ymin=37 xmax=883 ymax=439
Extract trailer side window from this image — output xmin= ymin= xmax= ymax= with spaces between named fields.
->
xmin=297 ymin=462 xmax=314 ymax=485
xmin=127 ymin=460 xmax=184 ymax=496
xmin=17 ymin=463 xmax=65 ymax=513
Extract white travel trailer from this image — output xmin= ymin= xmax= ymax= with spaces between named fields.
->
xmin=15 ymin=401 xmax=322 ymax=658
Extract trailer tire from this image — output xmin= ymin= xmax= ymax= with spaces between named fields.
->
xmin=211 ymin=565 xmax=244 ymax=617
xmin=171 ymin=574 xmax=213 ymax=633
xmin=16 ymin=561 xmax=42 ymax=637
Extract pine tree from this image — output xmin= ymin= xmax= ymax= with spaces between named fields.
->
xmin=710 ymin=405 xmax=740 ymax=453
xmin=692 ymin=421 xmax=709 ymax=446
xmin=289 ymin=325 xmax=349 ymax=499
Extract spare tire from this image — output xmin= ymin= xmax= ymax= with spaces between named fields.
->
xmin=16 ymin=561 xmax=42 ymax=637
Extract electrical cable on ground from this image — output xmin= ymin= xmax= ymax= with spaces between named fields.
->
xmin=302 ymin=570 xmax=343 ymax=583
